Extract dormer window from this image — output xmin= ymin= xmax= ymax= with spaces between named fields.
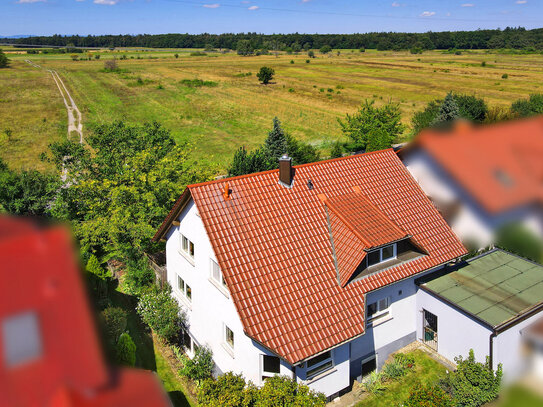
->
xmin=367 ymin=244 xmax=397 ymax=267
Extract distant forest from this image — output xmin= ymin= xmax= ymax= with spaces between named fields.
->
xmin=3 ymin=27 xmax=543 ymax=50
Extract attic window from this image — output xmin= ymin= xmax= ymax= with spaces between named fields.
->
xmin=2 ymin=311 xmax=42 ymax=368
xmin=494 ymin=169 xmax=513 ymax=188
xmin=367 ymin=244 xmax=397 ymax=267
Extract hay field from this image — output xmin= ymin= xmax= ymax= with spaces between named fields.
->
xmin=1 ymin=47 xmax=542 ymax=170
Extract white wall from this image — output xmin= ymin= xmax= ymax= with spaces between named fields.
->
xmin=416 ymin=288 xmax=492 ymax=365
xmin=403 ymin=149 xmax=543 ymax=247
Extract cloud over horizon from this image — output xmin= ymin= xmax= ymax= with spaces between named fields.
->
xmin=420 ymin=11 xmax=436 ymax=17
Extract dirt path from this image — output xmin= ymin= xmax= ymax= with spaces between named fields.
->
xmin=25 ymin=60 xmax=83 ymax=143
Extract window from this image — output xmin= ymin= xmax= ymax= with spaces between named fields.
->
xmin=180 ymin=234 xmax=195 ymax=259
xmin=182 ymin=330 xmax=199 ymax=357
xmin=367 ymin=244 xmax=397 ymax=267
xmin=177 ymin=275 xmax=192 ymax=303
xmin=367 ymin=296 xmax=391 ymax=321
xmin=210 ymin=259 xmax=227 ymax=288
xmin=306 ymin=350 xmax=333 ymax=379
xmin=2 ymin=311 xmax=42 ymax=367
xmin=225 ymin=325 xmax=234 ymax=349
xmin=262 ymin=355 xmax=281 ymax=381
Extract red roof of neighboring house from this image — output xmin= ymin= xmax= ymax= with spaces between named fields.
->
xmin=0 ymin=217 xmax=171 ymax=407
xmin=154 ymin=149 xmax=466 ymax=364
xmin=403 ymin=116 xmax=543 ymax=214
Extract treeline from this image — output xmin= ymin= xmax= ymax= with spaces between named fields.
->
xmin=3 ymin=27 xmax=543 ymax=50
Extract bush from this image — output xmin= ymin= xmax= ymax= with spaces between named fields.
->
xmin=501 ymin=73 xmax=508 ymax=79
xmin=198 ymin=372 xmax=253 ymax=407
xmin=116 ymin=332 xmax=136 ymax=366
xmin=405 ymin=383 xmax=454 ymax=407
xmin=381 ymin=360 xmax=406 ymax=380
xmin=0 ymin=50 xmax=10 ymax=68
xmin=445 ymin=349 xmax=503 ymax=407
xmin=306 ymin=59 xmax=310 ymax=63
xmin=179 ymin=345 xmax=214 ymax=383
xmin=101 ymin=306 xmax=127 ymax=343
xmin=330 ymin=141 xmax=343 ymax=158
xmin=363 ymin=370 xmax=386 ymax=394
xmin=496 ymin=223 xmax=543 ymax=262
xmin=136 ymin=285 xmax=185 ymax=343
xmin=257 ymin=375 xmax=326 ymax=406
xmin=87 ymin=255 xmax=111 ymax=280
xmin=174 ymin=53 xmax=179 ymax=58
xmin=320 ymin=45 xmax=332 ymax=54
xmin=394 ymin=352 xmax=416 ymax=369
xmin=124 ymin=257 xmax=155 ymax=294
xmin=180 ymin=78 xmax=218 ymax=87
xmin=511 ymin=93 xmax=543 ymax=117
xmin=103 ymin=59 xmax=118 ymax=71
xmin=257 ymin=66 xmax=275 ymax=84
xmin=290 ymin=60 xmax=294 ymax=64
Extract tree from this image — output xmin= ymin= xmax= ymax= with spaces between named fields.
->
xmin=511 ymin=94 xmax=543 ymax=117
xmin=257 ymin=66 xmax=275 ymax=84
xmin=0 ymin=159 xmax=60 ymax=216
xmin=94 ymin=54 xmax=100 ymax=60
xmin=319 ymin=45 xmax=332 ymax=54
xmin=174 ymin=53 xmax=179 ymax=58
xmin=101 ymin=306 xmax=128 ymax=343
xmin=264 ymin=117 xmax=288 ymax=160
xmin=496 ymin=223 xmax=543 ymax=262
xmin=366 ymin=128 xmax=394 ymax=152
xmin=307 ymin=50 xmax=315 ymax=58
xmin=104 ymin=58 xmax=118 ymax=71
xmin=116 ymin=332 xmax=136 ymax=366
xmin=330 ymin=142 xmax=344 ymax=158
xmin=179 ymin=345 xmax=215 ymax=383
xmin=237 ymin=39 xmax=254 ymax=56
xmin=227 ymin=147 xmax=270 ymax=177
xmin=338 ymin=100 xmax=405 ymax=151
xmin=47 ymin=121 xmax=215 ymax=262
xmin=445 ymin=349 xmax=503 ymax=407
xmin=136 ymin=285 xmax=186 ymax=343
xmin=431 ymin=92 xmax=460 ymax=127
xmin=0 ymin=49 xmax=9 ymax=68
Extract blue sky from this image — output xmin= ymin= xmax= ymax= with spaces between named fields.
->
xmin=1 ymin=0 xmax=540 ymax=36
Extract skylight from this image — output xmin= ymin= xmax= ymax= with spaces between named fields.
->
xmin=2 ymin=311 xmax=42 ymax=368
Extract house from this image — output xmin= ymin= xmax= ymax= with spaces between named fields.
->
xmin=399 ymin=117 xmax=543 ymax=248
xmin=153 ymin=149 xmax=470 ymax=398
xmin=0 ymin=216 xmax=171 ymax=407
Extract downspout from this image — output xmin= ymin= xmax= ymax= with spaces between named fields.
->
xmin=291 ymin=365 xmax=297 ymax=382
xmin=489 ymin=330 xmax=497 ymax=371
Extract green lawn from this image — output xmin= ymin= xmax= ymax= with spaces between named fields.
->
xmin=355 ymin=350 xmax=449 ymax=407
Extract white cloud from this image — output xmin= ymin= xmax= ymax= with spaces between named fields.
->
xmin=203 ymin=3 xmax=220 ymax=7
xmin=301 ymin=0 xmax=311 ymax=2
xmin=391 ymin=1 xmax=401 ymax=7
xmin=17 ymin=0 xmax=46 ymax=3
xmin=94 ymin=0 xmax=119 ymax=4
xmin=248 ymin=5 xmax=258 ymax=9
xmin=419 ymin=11 xmax=435 ymax=17
xmin=516 ymin=0 xmax=527 ymax=3
xmin=461 ymin=3 xmax=474 ymax=6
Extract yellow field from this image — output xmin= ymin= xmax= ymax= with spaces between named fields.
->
xmin=1 ymin=48 xmax=542 ymax=170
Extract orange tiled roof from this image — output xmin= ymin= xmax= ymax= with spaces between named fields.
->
xmin=405 ymin=116 xmax=543 ymax=214
xmin=154 ymin=149 xmax=466 ymax=364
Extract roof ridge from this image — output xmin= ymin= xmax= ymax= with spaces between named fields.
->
xmin=187 ymin=149 xmax=395 ymax=190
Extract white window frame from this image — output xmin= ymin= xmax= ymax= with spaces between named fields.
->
xmin=367 ymin=243 xmax=397 ymax=267
xmin=261 ymin=354 xmax=281 ymax=382
xmin=210 ymin=259 xmax=227 ymax=289
xmin=176 ymin=274 xmax=192 ymax=303
xmin=306 ymin=350 xmax=334 ymax=380
xmin=367 ymin=296 xmax=391 ymax=322
xmin=179 ymin=233 xmax=195 ymax=260
xmin=224 ymin=324 xmax=235 ymax=351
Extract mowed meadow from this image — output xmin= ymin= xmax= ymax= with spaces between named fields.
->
xmin=1 ymin=47 xmax=543 ymax=171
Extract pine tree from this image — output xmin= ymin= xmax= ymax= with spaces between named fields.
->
xmin=0 ymin=50 xmax=8 ymax=69
xmin=432 ymin=92 xmax=460 ymax=126
xmin=263 ymin=117 xmax=288 ymax=163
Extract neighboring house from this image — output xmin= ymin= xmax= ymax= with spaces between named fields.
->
xmin=0 ymin=216 xmax=171 ymax=407
xmin=399 ymin=117 xmax=543 ymax=248
xmin=153 ymin=149 xmax=470 ymax=399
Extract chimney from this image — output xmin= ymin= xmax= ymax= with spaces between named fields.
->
xmin=279 ymin=155 xmax=293 ymax=188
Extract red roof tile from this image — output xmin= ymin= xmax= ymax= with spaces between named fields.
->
xmin=403 ymin=116 xmax=543 ymax=214
xmin=154 ymin=149 xmax=466 ymax=364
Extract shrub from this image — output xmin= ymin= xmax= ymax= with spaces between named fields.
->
xmin=381 ymin=360 xmax=406 ymax=380
xmin=445 ymin=349 xmax=503 ymax=407
xmin=174 ymin=53 xmax=179 ymax=58
xmin=136 ymin=285 xmax=185 ymax=343
xmin=308 ymin=50 xmax=315 ymax=58
xmin=87 ymin=255 xmax=111 ymax=280
xmin=320 ymin=45 xmax=332 ymax=54
xmin=116 ymin=332 xmax=136 ymax=366
xmin=103 ymin=59 xmax=118 ymax=71
xmin=257 ymin=66 xmax=275 ymax=84
xmin=363 ymin=370 xmax=386 ymax=394
xmin=496 ymin=223 xmax=543 ymax=262
xmin=124 ymin=257 xmax=155 ymax=294
xmin=179 ymin=345 xmax=214 ymax=383
xmin=179 ymin=78 xmax=218 ymax=87
xmin=190 ymin=51 xmax=207 ymax=56
xmin=330 ymin=141 xmax=343 ymax=158
xmin=306 ymin=59 xmax=310 ymax=63
xmin=501 ymin=73 xmax=508 ymax=79
xmin=288 ymin=88 xmax=294 ymax=93
xmin=394 ymin=352 xmax=416 ymax=369
xmin=101 ymin=306 xmax=127 ymax=343
xmin=0 ymin=50 xmax=9 ymax=68
xmin=327 ymin=88 xmax=333 ymax=93
xmin=511 ymin=93 xmax=543 ymax=117
xmin=198 ymin=372 xmax=253 ymax=407
xmin=481 ymin=61 xmax=487 ymax=67
xmin=290 ymin=60 xmax=294 ymax=64
xmin=405 ymin=383 xmax=454 ymax=407
xmin=257 ymin=375 xmax=326 ymax=406
xmin=360 ymin=47 xmax=366 ymax=53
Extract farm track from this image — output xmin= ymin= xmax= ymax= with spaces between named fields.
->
xmin=25 ymin=60 xmax=83 ymax=144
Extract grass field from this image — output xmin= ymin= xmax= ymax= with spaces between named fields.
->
xmin=1 ymin=47 xmax=542 ymax=171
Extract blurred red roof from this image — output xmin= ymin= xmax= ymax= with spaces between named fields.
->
xmin=0 ymin=217 xmax=171 ymax=407
xmin=407 ymin=116 xmax=543 ymax=213
xmin=154 ymin=149 xmax=466 ymax=364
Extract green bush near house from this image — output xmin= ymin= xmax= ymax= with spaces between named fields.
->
xmin=179 ymin=345 xmax=214 ymax=383
xmin=405 ymin=383 xmax=454 ymax=407
xmin=116 ymin=332 xmax=137 ymax=366
xmin=101 ymin=306 xmax=128 ymax=343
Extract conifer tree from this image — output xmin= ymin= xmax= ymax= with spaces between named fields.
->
xmin=263 ymin=117 xmax=288 ymax=163
xmin=432 ymin=92 xmax=460 ymax=126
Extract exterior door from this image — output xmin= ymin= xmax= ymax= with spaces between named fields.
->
xmin=423 ymin=309 xmax=438 ymax=351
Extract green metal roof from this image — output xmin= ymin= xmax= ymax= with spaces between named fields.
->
xmin=421 ymin=250 xmax=543 ymax=328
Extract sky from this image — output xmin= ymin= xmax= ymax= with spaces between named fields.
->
xmin=0 ymin=0 xmax=541 ymax=37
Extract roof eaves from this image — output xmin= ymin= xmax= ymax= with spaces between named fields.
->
xmin=152 ymin=188 xmax=192 ymax=242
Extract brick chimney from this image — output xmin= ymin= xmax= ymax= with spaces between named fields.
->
xmin=279 ymin=155 xmax=293 ymax=188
